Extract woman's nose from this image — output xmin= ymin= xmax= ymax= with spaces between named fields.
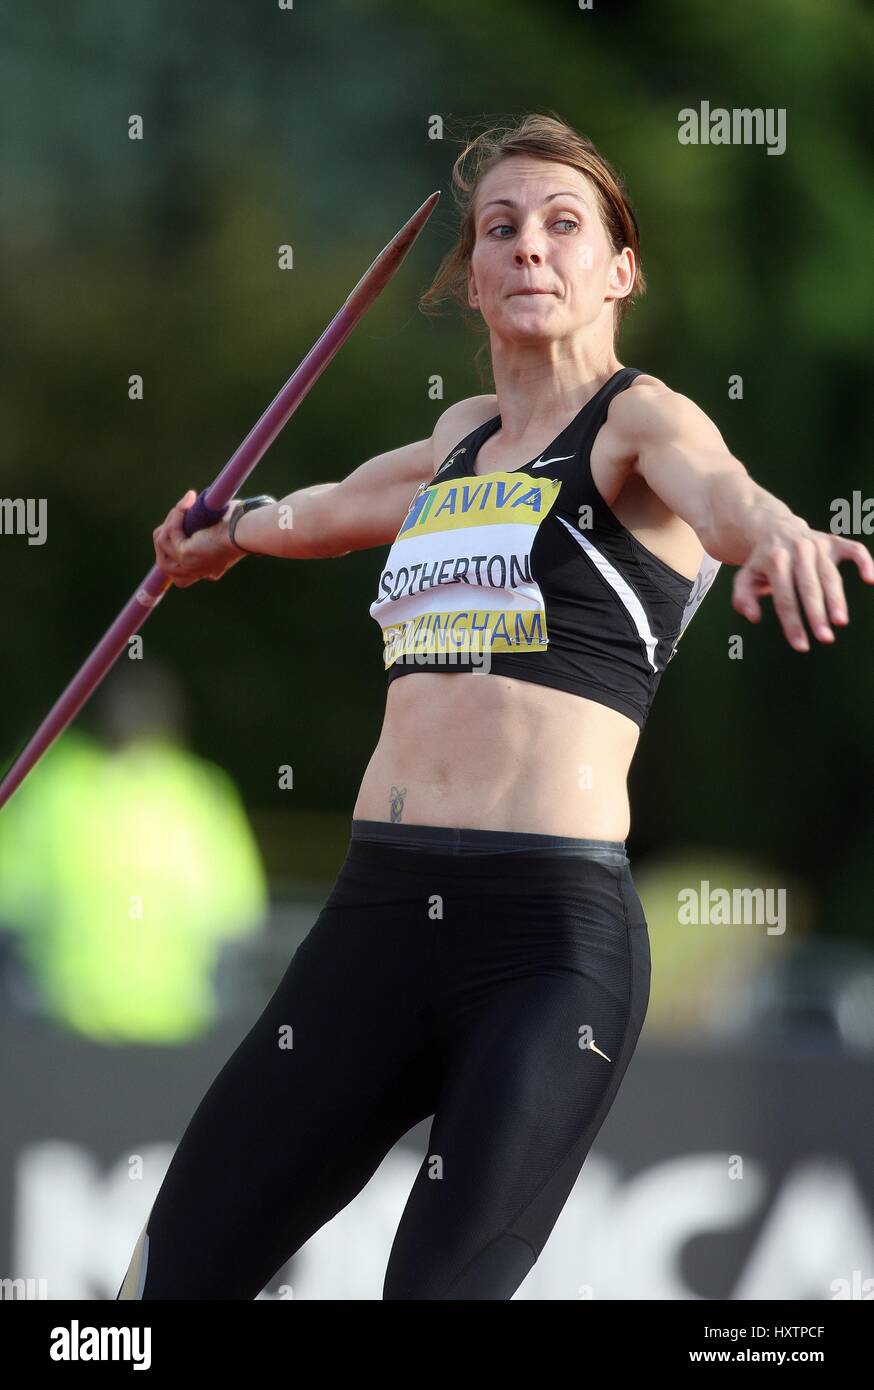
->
xmin=513 ymin=224 xmax=547 ymax=264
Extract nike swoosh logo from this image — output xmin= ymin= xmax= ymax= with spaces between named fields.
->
xmin=532 ymin=454 xmax=575 ymax=468
xmin=588 ymin=1041 xmax=612 ymax=1061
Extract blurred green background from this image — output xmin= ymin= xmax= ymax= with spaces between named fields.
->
xmin=2 ymin=0 xmax=872 ymax=940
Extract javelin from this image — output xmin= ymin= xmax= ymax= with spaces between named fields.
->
xmin=0 ymin=190 xmax=441 ymax=812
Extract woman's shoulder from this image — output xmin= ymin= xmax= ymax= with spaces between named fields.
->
xmin=616 ymin=369 xmax=705 ymax=417
xmin=610 ymin=371 xmax=718 ymax=443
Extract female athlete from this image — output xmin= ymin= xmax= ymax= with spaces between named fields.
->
xmin=117 ymin=113 xmax=872 ymax=1299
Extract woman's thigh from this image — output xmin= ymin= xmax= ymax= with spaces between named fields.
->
xmin=118 ymin=860 xmax=440 ymax=1299
xmin=383 ymin=862 xmax=650 ymax=1299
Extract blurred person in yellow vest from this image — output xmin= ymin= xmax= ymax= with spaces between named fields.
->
xmin=0 ymin=661 xmax=268 ymax=1043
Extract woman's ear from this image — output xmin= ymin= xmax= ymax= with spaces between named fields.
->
xmin=467 ymin=259 xmax=480 ymax=310
xmin=607 ymin=247 xmax=636 ymax=303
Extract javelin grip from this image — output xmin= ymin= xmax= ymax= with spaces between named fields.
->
xmin=183 ymin=488 xmax=228 ymax=537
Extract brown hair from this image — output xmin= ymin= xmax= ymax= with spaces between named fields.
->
xmin=420 ymin=112 xmax=645 ymax=376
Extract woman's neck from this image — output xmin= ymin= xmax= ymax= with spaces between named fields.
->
xmin=488 ymin=338 xmax=622 ymax=441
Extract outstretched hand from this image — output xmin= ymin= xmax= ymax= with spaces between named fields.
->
xmin=732 ymin=522 xmax=874 ymax=650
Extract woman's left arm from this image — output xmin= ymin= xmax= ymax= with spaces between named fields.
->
xmin=612 ymin=381 xmax=874 ymax=652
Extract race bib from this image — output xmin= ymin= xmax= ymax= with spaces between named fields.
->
xmin=370 ymin=471 xmax=563 ymax=668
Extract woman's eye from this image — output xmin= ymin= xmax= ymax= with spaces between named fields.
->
xmin=487 ymin=218 xmax=580 ymax=238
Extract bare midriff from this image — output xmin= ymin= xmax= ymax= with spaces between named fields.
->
xmin=352 ymin=670 xmax=640 ymax=838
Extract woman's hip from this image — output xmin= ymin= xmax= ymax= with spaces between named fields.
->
xmin=298 ymin=823 xmax=649 ymax=986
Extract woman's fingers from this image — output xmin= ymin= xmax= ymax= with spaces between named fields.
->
xmin=766 ymin=547 xmax=810 ymax=651
xmin=731 ymin=557 xmax=772 ymax=618
xmin=153 ymin=491 xmax=196 ymax=578
xmin=791 ymin=538 xmax=833 ymax=643
xmin=153 ymin=521 xmax=187 ymax=582
xmin=152 ymin=489 xmax=242 ymax=587
xmin=731 ymin=569 xmax=762 ymax=622
xmin=166 ymin=499 xmax=191 ymax=542
xmin=152 ymin=526 xmax=175 ymax=572
xmin=816 ymin=546 xmax=850 ymax=626
xmin=828 ymin=535 xmax=874 ymax=584
xmin=733 ymin=531 xmax=873 ymax=651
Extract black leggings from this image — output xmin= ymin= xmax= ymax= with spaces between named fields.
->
xmin=116 ymin=820 xmax=651 ymax=1299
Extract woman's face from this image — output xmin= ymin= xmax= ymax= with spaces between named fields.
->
xmin=466 ymin=156 xmax=634 ymax=343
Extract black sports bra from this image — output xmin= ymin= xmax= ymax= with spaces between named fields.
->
xmin=369 ymin=367 xmax=721 ymax=727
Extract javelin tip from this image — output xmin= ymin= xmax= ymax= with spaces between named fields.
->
xmin=389 ymin=189 xmax=442 ymax=252
xmin=344 ymin=190 xmax=442 ymax=316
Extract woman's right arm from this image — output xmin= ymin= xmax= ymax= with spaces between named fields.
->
xmin=152 ymin=395 xmax=497 ymax=585
xmin=233 ymin=437 xmax=436 ymax=561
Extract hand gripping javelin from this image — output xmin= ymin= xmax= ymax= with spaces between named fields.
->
xmin=0 ymin=191 xmax=441 ymax=812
